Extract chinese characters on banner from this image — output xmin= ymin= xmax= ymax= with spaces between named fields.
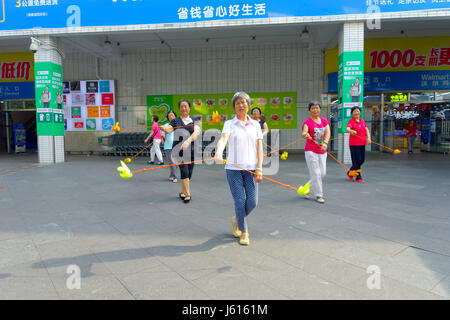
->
xmin=177 ymin=3 xmax=267 ymax=20
xmin=0 ymin=53 xmax=35 ymax=100
xmin=16 ymin=0 xmax=59 ymax=8
xmin=369 ymin=47 xmax=450 ymax=69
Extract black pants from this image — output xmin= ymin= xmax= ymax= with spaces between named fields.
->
xmin=179 ymin=163 xmax=194 ymax=180
xmin=349 ymin=145 xmax=365 ymax=179
xmin=176 ymin=148 xmax=195 ymax=180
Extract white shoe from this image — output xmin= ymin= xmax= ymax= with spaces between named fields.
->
xmin=316 ymin=197 xmax=325 ymax=204
xmin=304 ymin=194 xmax=310 ymax=200
xmin=172 ymin=179 xmax=178 ymax=183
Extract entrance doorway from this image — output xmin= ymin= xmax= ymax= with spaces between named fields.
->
xmin=382 ymin=101 xmax=450 ymax=154
xmin=327 ymin=92 xmax=450 ymax=154
xmin=0 ymin=99 xmax=37 ymax=154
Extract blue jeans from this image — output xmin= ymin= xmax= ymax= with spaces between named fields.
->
xmin=226 ymin=169 xmax=258 ymax=231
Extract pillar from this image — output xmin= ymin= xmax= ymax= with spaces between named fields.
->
xmin=34 ymin=36 xmax=65 ymax=164
xmin=337 ymin=22 xmax=364 ymax=164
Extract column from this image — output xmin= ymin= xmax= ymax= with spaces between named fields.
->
xmin=34 ymin=36 xmax=65 ymax=164
xmin=337 ymin=22 xmax=364 ymax=164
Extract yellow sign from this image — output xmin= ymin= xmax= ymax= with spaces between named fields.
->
xmin=325 ymin=37 xmax=450 ymax=74
xmin=0 ymin=52 xmax=34 ymax=82
xmin=390 ymin=93 xmax=408 ymax=102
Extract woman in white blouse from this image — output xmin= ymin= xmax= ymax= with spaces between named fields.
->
xmin=214 ymin=92 xmax=263 ymax=246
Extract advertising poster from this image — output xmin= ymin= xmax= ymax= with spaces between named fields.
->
xmin=338 ymin=52 xmax=364 ymax=133
xmin=35 ymin=61 xmax=64 ymax=136
xmin=64 ymin=80 xmax=115 ymax=131
xmin=147 ymin=92 xmax=297 ymax=130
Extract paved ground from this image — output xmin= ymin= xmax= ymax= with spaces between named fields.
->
xmin=0 ymin=150 xmax=450 ymax=300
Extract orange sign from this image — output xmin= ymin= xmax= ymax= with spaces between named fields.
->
xmin=87 ymin=106 xmax=99 ymax=118
xmin=100 ymin=106 xmax=111 ymax=117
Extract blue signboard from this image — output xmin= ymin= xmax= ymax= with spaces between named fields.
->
xmin=328 ymin=70 xmax=450 ymax=92
xmin=0 ymin=82 xmax=35 ymax=99
xmin=1 ymin=0 xmax=449 ymax=31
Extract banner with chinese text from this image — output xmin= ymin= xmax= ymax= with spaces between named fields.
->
xmin=1 ymin=1 xmax=449 ymax=32
xmin=0 ymin=52 xmax=34 ymax=100
xmin=147 ymin=92 xmax=297 ymax=130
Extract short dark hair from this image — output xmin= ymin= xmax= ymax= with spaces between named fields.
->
xmin=308 ymin=101 xmax=321 ymax=111
xmin=152 ymin=115 xmax=159 ymax=122
xmin=351 ymin=106 xmax=361 ymax=114
xmin=178 ymin=99 xmax=191 ymax=109
xmin=232 ymin=92 xmax=251 ymax=110
xmin=167 ymin=110 xmax=177 ymax=119
xmin=251 ymin=107 xmax=262 ymax=115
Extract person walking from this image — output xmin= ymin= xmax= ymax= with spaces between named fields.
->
xmin=214 ymin=92 xmax=263 ymax=246
xmin=161 ymin=110 xmax=179 ymax=183
xmin=144 ymin=115 xmax=164 ymax=165
xmin=403 ymin=119 xmax=418 ymax=154
xmin=301 ymin=101 xmax=330 ymax=204
xmin=346 ymin=106 xmax=371 ymax=182
xmin=163 ymin=99 xmax=201 ymax=203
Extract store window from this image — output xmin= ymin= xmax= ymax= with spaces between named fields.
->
xmin=363 ymin=94 xmax=381 ymax=103
xmin=436 ymin=92 xmax=450 ymax=101
xmin=410 ymin=92 xmax=435 ymax=102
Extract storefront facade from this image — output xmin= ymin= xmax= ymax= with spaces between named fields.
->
xmin=326 ymin=36 xmax=450 ymax=154
xmin=0 ymin=1 xmax=449 ymax=163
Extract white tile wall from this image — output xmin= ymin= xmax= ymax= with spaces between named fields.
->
xmin=38 ymin=135 xmax=54 ymax=164
xmin=339 ymin=22 xmax=364 ymax=54
xmin=63 ymin=43 xmax=327 ymax=150
xmin=54 ymin=136 xmax=65 ymax=163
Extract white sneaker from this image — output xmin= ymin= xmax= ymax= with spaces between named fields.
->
xmin=304 ymin=194 xmax=310 ymax=200
xmin=172 ymin=179 xmax=178 ymax=183
xmin=316 ymin=197 xmax=325 ymax=204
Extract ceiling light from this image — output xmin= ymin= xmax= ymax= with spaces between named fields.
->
xmin=300 ymin=27 xmax=309 ymax=41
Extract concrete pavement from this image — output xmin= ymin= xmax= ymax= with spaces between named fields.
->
xmin=0 ymin=151 xmax=449 ymax=299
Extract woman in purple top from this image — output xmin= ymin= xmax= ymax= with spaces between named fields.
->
xmin=301 ymin=101 xmax=330 ymax=204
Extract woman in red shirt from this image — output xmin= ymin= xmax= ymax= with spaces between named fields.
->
xmin=346 ymin=107 xmax=371 ymax=182
xmin=301 ymin=101 xmax=330 ymax=203
xmin=403 ymin=119 xmax=418 ymax=154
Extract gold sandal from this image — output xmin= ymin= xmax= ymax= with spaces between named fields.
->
xmin=232 ymin=217 xmax=242 ymax=238
xmin=239 ymin=231 xmax=249 ymax=246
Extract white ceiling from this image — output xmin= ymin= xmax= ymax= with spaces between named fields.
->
xmin=0 ymin=17 xmax=449 ymax=57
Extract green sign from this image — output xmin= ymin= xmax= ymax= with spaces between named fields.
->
xmin=35 ymin=62 xmax=64 ymax=136
xmin=338 ymin=51 xmax=364 ymax=133
xmin=147 ymin=95 xmax=174 ymax=128
xmin=86 ymin=119 xmax=97 ymax=130
xmin=147 ymin=92 xmax=297 ymax=130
